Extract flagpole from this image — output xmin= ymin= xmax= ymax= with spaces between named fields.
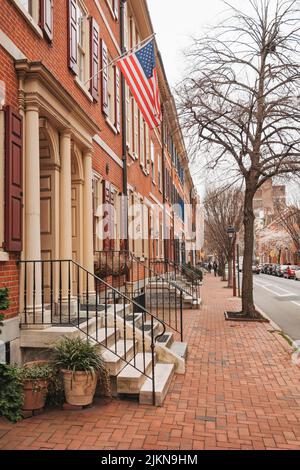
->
xmin=84 ymin=33 xmax=156 ymax=87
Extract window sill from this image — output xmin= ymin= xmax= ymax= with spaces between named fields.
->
xmin=105 ymin=117 xmax=118 ymax=134
xmin=74 ymin=77 xmax=94 ymax=102
xmin=11 ymin=0 xmax=43 ymax=39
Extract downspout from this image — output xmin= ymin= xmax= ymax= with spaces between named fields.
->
xmin=120 ymin=0 xmax=128 ymax=250
xmin=161 ymin=105 xmax=168 ymax=268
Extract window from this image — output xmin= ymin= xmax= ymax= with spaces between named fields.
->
xmin=19 ymin=0 xmax=32 ymax=13
xmin=107 ymin=59 xmax=116 ymax=123
xmin=139 ymin=113 xmax=145 ymax=167
xmin=151 ymin=141 xmax=155 ymax=183
xmin=106 ymin=0 xmax=119 ymax=19
xmin=76 ymin=2 xmax=89 ymax=85
xmin=93 ymin=175 xmax=103 ymax=251
xmin=158 ymin=154 xmax=162 ymax=191
xmin=12 ymin=1 xmax=53 ymax=39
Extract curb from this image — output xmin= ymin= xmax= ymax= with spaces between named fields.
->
xmin=255 ymin=304 xmax=294 ymax=346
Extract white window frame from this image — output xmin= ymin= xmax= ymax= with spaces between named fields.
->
xmin=11 ymin=0 xmax=43 ymax=37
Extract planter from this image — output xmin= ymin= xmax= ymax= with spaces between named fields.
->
xmin=22 ymin=379 xmax=48 ymax=411
xmin=62 ymin=370 xmax=98 ymax=406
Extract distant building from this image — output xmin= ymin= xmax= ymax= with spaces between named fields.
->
xmin=254 ymin=180 xmax=286 ymax=222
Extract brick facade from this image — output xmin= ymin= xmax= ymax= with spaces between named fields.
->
xmin=0 ymin=0 xmax=197 ymax=330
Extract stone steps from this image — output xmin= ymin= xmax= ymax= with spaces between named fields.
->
xmin=101 ymin=339 xmax=138 ymax=376
xmin=117 ymin=352 xmax=153 ymax=394
xmin=139 ymin=363 xmax=175 ymax=406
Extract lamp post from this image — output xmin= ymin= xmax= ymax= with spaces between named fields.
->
xmin=227 ymin=226 xmax=237 ymax=297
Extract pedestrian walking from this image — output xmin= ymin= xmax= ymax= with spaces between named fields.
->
xmin=213 ymin=261 xmax=218 ymax=277
xmin=208 ymin=262 xmax=212 ymax=273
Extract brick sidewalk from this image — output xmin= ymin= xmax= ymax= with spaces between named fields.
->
xmin=1 ymin=274 xmax=300 ymax=450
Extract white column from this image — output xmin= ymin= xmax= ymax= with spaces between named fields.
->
xmin=24 ymin=104 xmax=42 ymax=319
xmin=83 ymin=149 xmax=94 ymax=273
xmin=59 ymin=130 xmax=73 ymax=307
xmin=83 ymin=149 xmax=95 ymax=300
xmin=25 ymin=104 xmax=41 ymax=262
xmin=60 ymin=130 xmax=72 ymax=262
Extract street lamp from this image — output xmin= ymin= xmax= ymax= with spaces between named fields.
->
xmin=227 ymin=226 xmax=237 ymax=297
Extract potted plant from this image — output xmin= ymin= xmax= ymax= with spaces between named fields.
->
xmin=20 ymin=362 xmax=53 ymax=412
xmin=53 ymin=337 xmax=109 ymax=406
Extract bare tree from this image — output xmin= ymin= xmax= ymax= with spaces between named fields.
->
xmin=178 ymin=0 xmax=300 ymax=317
xmin=274 ymin=199 xmax=300 ymax=257
xmin=204 ymin=186 xmax=244 ymax=283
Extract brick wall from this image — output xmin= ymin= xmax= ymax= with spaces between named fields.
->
xmin=0 ymin=255 xmax=20 ymax=319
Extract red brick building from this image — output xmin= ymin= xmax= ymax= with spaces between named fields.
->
xmin=0 ymin=0 xmax=199 ymax=369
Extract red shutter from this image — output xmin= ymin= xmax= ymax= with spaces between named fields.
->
xmin=40 ymin=0 xmax=53 ymax=42
xmin=90 ymin=17 xmax=100 ymax=102
xmin=68 ymin=0 xmax=78 ymax=75
xmin=115 ymin=66 xmax=121 ymax=132
xmin=101 ymin=39 xmax=109 ymax=116
xmin=4 ymin=106 xmax=23 ymax=253
xmin=114 ymin=0 xmax=119 ymax=20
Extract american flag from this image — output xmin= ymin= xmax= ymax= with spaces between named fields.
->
xmin=117 ymin=40 xmax=162 ymax=130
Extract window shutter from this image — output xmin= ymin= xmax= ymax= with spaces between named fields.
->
xmin=40 ymin=0 xmax=53 ymax=42
xmin=68 ymin=0 xmax=78 ymax=75
xmin=115 ymin=66 xmax=121 ymax=132
xmin=114 ymin=0 xmax=119 ymax=21
xmin=101 ymin=39 xmax=109 ymax=116
xmin=90 ymin=17 xmax=100 ymax=101
xmin=4 ymin=106 xmax=23 ymax=252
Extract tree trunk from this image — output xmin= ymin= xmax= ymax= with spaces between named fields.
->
xmin=218 ymin=258 xmax=225 ymax=279
xmin=242 ymin=186 xmax=257 ymax=317
xmin=228 ymin=257 xmax=233 ymax=288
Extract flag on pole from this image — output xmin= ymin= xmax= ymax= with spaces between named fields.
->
xmin=117 ymin=40 xmax=162 ymax=130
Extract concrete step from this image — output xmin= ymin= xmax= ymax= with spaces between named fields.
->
xmin=117 ymin=353 xmax=153 ymax=394
xmin=91 ymin=327 xmax=120 ymax=348
xmin=170 ymin=341 xmax=188 ymax=359
xmin=139 ymin=363 xmax=175 ymax=406
xmin=156 ymin=332 xmax=174 ymax=348
xmin=138 ymin=320 xmax=161 ymax=337
xmin=102 ymin=339 xmax=138 ymax=376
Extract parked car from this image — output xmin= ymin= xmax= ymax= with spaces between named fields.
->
xmin=262 ymin=263 xmax=272 ymax=274
xmin=284 ymin=265 xmax=300 ymax=279
xmin=271 ymin=264 xmax=281 ymax=277
xmin=295 ymin=269 xmax=300 ymax=281
xmin=277 ymin=265 xmax=289 ymax=277
xmin=252 ymin=264 xmax=261 ymax=274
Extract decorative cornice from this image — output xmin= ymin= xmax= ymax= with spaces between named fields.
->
xmin=15 ymin=60 xmax=100 ymax=138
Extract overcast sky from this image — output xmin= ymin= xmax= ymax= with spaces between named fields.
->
xmin=147 ymin=0 xmax=228 ymax=88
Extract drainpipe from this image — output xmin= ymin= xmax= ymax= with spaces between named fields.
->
xmin=120 ymin=0 xmax=128 ymax=250
xmin=161 ymin=105 xmax=168 ymax=269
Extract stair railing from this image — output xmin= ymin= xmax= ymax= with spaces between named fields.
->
xmin=19 ymin=259 xmax=168 ymax=406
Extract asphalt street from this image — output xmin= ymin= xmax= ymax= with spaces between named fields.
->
xmin=253 ymin=273 xmax=300 ymax=341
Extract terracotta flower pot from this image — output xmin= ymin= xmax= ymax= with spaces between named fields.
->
xmin=62 ymin=370 xmax=98 ymax=406
xmin=22 ymin=379 xmax=48 ymax=411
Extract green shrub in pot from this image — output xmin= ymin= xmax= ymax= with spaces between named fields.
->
xmin=53 ymin=337 xmax=110 ymax=406
xmin=20 ymin=363 xmax=53 ymax=412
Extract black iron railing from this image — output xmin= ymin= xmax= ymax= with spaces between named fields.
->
xmin=95 ymin=251 xmax=191 ymax=341
xmin=150 ymin=258 xmax=202 ymax=306
xmin=19 ymin=259 xmax=167 ymax=406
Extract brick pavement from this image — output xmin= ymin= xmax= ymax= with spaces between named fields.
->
xmin=1 ymin=274 xmax=300 ymax=450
